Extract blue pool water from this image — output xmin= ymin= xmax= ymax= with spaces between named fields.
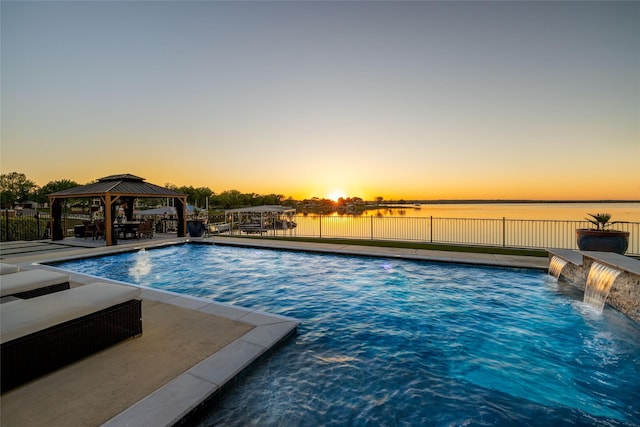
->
xmin=52 ymin=244 xmax=640 ymax=426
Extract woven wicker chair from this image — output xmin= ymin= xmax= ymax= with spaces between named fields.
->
xmin=136 ymin=220 xmax=154 ymax=239
xmin=93 ymin=220 xmax=105 ymax=240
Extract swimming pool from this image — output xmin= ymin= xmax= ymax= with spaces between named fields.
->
xmin=52 ymin=244 xmax=640 ymax=426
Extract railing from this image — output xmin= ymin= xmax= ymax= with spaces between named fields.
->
xmin=0 ymin=209 xmax=86 ymax=242
xmin=3 ymin=209 xmax=638 ymax=256
xmin=288 ymin=215 xmax=640 ymax=256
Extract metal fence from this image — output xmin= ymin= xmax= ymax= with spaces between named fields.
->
xmin=289 ymin=215 xmax=640 ymax=256
xmin=0 ymin=209 xmax=85 ymax=242
xmin=2 ymin=209 xmax=45 ymax=241
xmin=3 ymin=209 xmax=639 ymax=256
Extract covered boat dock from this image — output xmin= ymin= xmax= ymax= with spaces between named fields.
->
xmin=225 ymin=205 xmax=297 ymax=235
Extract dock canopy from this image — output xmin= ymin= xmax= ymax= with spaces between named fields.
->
xmin=48 ymin=174 xmax=188 ymax=246
xmin=225 ymin=205 xmax=296 ymax=234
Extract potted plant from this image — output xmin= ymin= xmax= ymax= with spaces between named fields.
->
xmin=187 ymin=207 xmax=206 ymax=237
xmin=576 ymin=213 xmax=629 ymax=254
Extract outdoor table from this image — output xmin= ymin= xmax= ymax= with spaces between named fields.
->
xmin=113 ymin=221 xmax=140 ymax=240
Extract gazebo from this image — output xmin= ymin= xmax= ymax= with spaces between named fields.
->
xmin=48 ymin=174 xmax=188 ymax=246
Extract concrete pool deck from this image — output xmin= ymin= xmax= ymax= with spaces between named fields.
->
xmin=0 ymin=236 xmax=548 ymax=426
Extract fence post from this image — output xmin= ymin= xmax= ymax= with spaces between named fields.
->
xmin=502 ymin=217 xmax=506 ymax=247
xmin=430 ymin=216 xmax=433 ymax=243
xmin=319 ymin=215 xmax=322 ymax=239
xmin=370 ymin=215 xmax=373 ymax=240
xmin=4 ymin=209 xmax=9 ymax=242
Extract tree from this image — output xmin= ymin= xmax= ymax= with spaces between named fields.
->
xmin=192 ymin=187 xmax=214 ymax=208
xmin=0 ymin=172 xmax=38 ymax=208
xmin=212 ymin=190 xmax=245 ymax=209
xmin=176 ymin=185 xmax=214 ymax=207
xmin=36 ymin=179 xmax=80 ymax=204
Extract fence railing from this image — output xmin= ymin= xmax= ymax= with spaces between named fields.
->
xmin=3 ymin=209 xmax=638 ymax=256
xmin=0 ymin=209 xmax=87 ymax=242
xmin=288 ymin=215 xmax=640 ymax=256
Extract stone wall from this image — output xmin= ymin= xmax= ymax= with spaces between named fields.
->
xmin=548 ymin=250 xmax=640 ymax=324
xmin=607 ymin=269 xmax=640 ymax=324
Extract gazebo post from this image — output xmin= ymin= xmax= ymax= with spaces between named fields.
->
xmin=105 ymin=195 xmax=114 ymax=246
xmin=175 ymin=197 xmax=187 ymax=237
xmin=50 ymin=198 xmax=64 ymax=241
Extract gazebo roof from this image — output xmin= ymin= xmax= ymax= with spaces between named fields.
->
xmin=47 ymin=173 xmax=188 ymax=246
xmin=48 ymin=174 xmax=184 ymax=198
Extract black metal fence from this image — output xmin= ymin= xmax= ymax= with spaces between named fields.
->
xmin=4 ymin=208 xmax=638 ymax=256
xmin=265 ymin=215 xmax=640 ymax=256
xmin=0 ymin=209 xmax=85 ymax=242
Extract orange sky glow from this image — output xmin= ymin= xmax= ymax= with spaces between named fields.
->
xmin=1 ymin=2 xmax=638 ymax=202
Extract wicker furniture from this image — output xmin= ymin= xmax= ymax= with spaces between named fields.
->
xmin=0 ymin=263 xmax=20 ymax=275
xmin=81 ymin=220 xmax=94 ymax=239
xmin=1 ymin=282 xmax=142 ymax=392
xmin=93 ymin=220 xmax=105 ymax=240
xmin=0 ymin=269 xmax=70 ymax=299
xmin=136 ymin=219 xmax=154 ymax=239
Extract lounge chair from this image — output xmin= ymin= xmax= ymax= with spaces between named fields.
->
xmin=0 ymin=269 xmax=70 ymax=299
xmin=0 ymin=263 xmax=20 ymax=275
xmin=1 ymin=282 xmax=142 ymax=391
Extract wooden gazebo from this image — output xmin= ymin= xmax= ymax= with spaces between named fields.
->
xmin=48 ymin=174 xmax=188 ymax=246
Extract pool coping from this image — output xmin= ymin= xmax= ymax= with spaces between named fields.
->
xmin=102 ymin=288 xmax=299 ymax=427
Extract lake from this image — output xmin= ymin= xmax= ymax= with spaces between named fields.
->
xmin=352 ymin=202 xmax=640 ymax=222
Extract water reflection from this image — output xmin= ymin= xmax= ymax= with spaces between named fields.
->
xmin=352 ymin=202 xmax=640 ymax=221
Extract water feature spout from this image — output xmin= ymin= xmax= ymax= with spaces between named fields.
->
xmin=548 ymin=255 xmax=568 ymax=279
xmin=583 ymin=262 xmax=622 ymax=312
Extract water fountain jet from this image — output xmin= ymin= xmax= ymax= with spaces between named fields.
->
xmin=583 ymin=262 xmax=622 ymax=312
xmin=546 ymin=249 xmax=640 ymax=323
xmin=548 ymin=255 xmax=568 ymax=279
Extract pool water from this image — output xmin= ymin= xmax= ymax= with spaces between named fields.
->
xmin=53 ymin=244 xmax=640 ymax=426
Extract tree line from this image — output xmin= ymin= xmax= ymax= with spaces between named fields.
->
xmin=0 ymin=172 xmax=292 ymax=211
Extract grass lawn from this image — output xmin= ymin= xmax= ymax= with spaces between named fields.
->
xmin=225 ymin=236 xmax=548 ymax=258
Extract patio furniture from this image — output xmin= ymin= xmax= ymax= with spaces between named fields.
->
xmin=0 ymin=269 xmax=70 ymax=299
xmin=0 ymin=263 xmax=20 ymax=275
xmin=136 ymin=219 xmax=154 ymax=239
xmin=114 ymin=221 xmax=139 ymax=240
xmin=81 ymin=220 xmax=94 ymax=239
xmin=93 ymin=220 xmax=105 ymax=240
xmin=1 ymin=282 xmax=142 ymax=391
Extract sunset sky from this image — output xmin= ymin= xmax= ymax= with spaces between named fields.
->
xmin=1 ymin=1 xmax=638 ymax=201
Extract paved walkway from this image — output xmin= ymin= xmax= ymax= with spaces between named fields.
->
xmin=0 ymin=237 xmax=549 ymax=426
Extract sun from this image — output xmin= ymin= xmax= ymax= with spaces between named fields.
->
xmin=326 ymin=190 xmax=346 ymax=202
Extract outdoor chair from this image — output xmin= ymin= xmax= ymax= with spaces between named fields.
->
xmin=0 ymin=282 xmax=142 ymax=391
xmin=136 ymin=219 xmax=154 ymax=239
xmin=81 ymin=220 xmax=94 ymax=239
xmin=93 ymin=220 xmax=105 ymax=240
xmin=0 ymin=269 xmax=70 ymax=299
xmin=0 ymin=263 xmax=20 ymax=275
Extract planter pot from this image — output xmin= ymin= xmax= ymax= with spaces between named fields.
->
xmin=187 ymin=220 xmax=205 ymax=238
xmin=576 ymin=229 xmax=630 ymax=255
